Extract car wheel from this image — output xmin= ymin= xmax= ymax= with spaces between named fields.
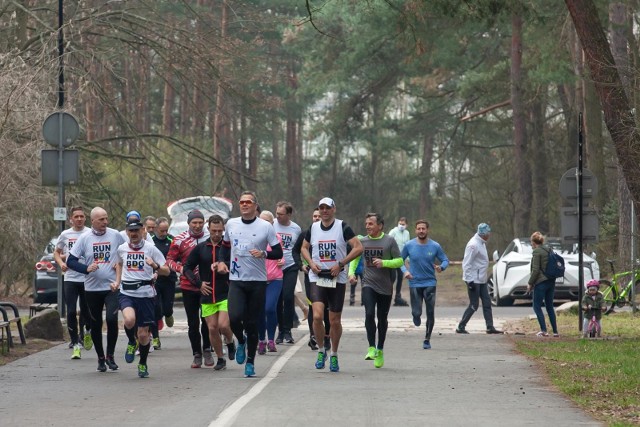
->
xmin=488 ymin=277 xmax=514 ymax=307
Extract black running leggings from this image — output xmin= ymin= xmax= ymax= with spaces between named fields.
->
xmin=362 ymin=287 xmax=392 ymax=349
xmin=85 ymin=290 xmax=119 ymax=359
xmin=277 ymin=265 xmax=299 ymax=332
xmin=182 ymin=289 xmax=211 ymax=355
xmin=228 ymin=280 xmax=266 ymax=364
xmin=304 ymin=272 xmax=329 ymax=336
xmin=151 ymin=281 xmax=176 ymax=339
xmin=64 ymin=280 xmax=89 ymax=345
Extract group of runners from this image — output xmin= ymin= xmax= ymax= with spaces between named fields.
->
xmin=54 ymin=191 xmax=500 ymax=379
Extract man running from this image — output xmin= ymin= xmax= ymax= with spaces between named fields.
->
xmin=348 ymin=213 xmax=402 ymax=368
xmin=218 ymin=191 xmax=282 ymax=378
xmin=273 ymin=201 xmax=302 ymax=344
xmin=54 ymin=206 xmax=91 ymax=359
xmin=115 ymin=217 xmax=169 ymax=378
xmin=67 ymin=207 xmax=125 ymax=372
xmin=301 ymin=197 xmax=362 ymax=372
xmin=184 ymin=214 xmax=236 ymax=371
xmin=151 ymin=217 xmax=177 ymax=349
xmin=166 ymin=210 xmax=213 ymax=368
xmin=401 ymin=219 xmax=449 ymax=350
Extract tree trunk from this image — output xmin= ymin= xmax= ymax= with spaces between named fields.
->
xmin=511 ymin=10 xmax=532 ymax=235
xmin=565 ymin=0 xmax=640 ymax=246
xmin=530 ymin=93 xmax=549 ymax=232
xmin=419 ymin=134 xmax=433 ymax=218
xmin=162 ymin=79 xmax=175 ymax=135
xmin=212 ymin=0 xmax=228 ymax=183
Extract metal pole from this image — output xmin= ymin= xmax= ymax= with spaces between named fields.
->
xmin=56 ymin=0 xmax=66 ymax=318
xmin=577 ymin=112 xmax=584 ymax=331
xmin=632 ymin=204 xmax=636 ymax=312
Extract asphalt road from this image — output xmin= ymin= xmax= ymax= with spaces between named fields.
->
xmin=0 ymin=304 xmax=600 ymax=427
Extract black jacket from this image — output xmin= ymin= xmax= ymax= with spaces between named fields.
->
xmin=183 ymin=240 xmax=229 ymax=304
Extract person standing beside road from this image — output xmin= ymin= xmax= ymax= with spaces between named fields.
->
xmin=401 ymin=219 xmax=449 ymax=350
xmin=150 ymin=217 xmax=177 ymax=349
xmin=527 ymin=231 xmax=559 ymax=338
xmin=66 ymin=207 xmax=125 ymax=373
xmin=388 ymin=217 xmax=411 ymax=306
xmin=166 ymin=210 xmax=214 ymax=369
xmin=115 ymin=217 xmax=170 ymax=378
xmin=301 ymin=197 xmax=363 ymax=372
xmin=273 ymin=201 xmax=302 ymax=345
xmin=183 ymin=214 xmax=236 ymax=371
xmin=54 ymin=206 xmax=92 ymax=360
xmin=217 ymin=191 xmax=282 ymax=378
xmin=348 ymin=213 xmax=402 ymax=369
xmin=456 ymin=223 xmax=502 ymax=335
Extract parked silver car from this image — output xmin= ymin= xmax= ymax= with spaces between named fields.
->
xmin=167 ymin=196 xmax=233 ymax=236
xmin=488 ymin=237 xmax=599 ymax=306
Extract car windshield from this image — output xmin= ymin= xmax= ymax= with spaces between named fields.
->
xmin=166 ymin=196 xmax=233 ymax=236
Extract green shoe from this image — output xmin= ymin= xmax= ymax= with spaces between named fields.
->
xmin=83 ymin=333 xmax=93 ymax=351
xmin=374 ymin=349 xmax=384 ymax=368
xmin=165 ymin=315 xmax=174 ymax=328
xmin=152 ymin=337 xmax=161 ymax=350
xmin=138 ymin=364 xmax=149 ymax=378
xmin=71 ymin=344 xmax=81 ymax=360
xmin=124 ymin=342 xmax=137 ymax=363
xmin=365 ymin=346 xmax=376 ymax=360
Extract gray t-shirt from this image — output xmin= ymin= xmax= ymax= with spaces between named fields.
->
xmin=224 ymin=217 xmax=280 ymax=282
xmin=359 ymin=234 xmax=401 ymax=296
xmin=70 ymin=228 xmax=125 ymax=291
xmin=274 ymin=220 xmax=301 ymax=269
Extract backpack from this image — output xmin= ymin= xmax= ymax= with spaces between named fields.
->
xmin=542 ymin=247 xmax=565 ymax=279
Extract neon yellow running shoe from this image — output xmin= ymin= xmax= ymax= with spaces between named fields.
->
xmin=374 ymin=349 xmax=384 ymax=368
xmin=71 ymin=344 xmax=81 ymax=360
xmin=365 ymin=346 xmax=376 ymax=360
xmin=83 ymin=333 xmax=93 ymax=351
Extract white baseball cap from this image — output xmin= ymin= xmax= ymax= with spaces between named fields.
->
xmin=318 ymin=197 xmax=335 ymax=208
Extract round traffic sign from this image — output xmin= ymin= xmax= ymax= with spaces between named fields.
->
xmin=42 ymin=112 xmax=80 ymax=147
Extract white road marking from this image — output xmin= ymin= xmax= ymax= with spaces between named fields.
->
xmin=210 ymin=336 xmax=308 ymax=427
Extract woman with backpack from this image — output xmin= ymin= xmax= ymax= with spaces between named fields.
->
xmin=527 ymin=231 xmax=559 ymax=337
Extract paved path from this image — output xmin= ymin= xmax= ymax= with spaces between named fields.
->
xmin=0 ymin=308 xmax=600 ymax=427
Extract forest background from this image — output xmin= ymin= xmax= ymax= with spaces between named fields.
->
xmin=0 ymin=0 xmax=638 ymax=298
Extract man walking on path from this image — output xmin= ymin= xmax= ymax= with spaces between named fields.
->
xmin=301 ymin=197 xmax=363 ymax=372
xmin=456 ymin=223 xmax=503 ymax=334
xmin=54 ymin=206 xmax=91 ymax=359
xmin=348 ymin=213 xmax=402 ymax=368
xmin=218 ymin=191 xmax=282 ymax=378
xmin=67 ymin=207 xmax=125 ymax=372
xmin=273 ymin=201 xmax=302 ymax=344
xmin=388 ymin=217 xmax=410 ymax=306
xmin=400 ymin=219 xmax=449 ymax=350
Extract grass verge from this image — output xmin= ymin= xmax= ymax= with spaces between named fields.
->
xmin=510 ymin=310 xmax=640 ymax=426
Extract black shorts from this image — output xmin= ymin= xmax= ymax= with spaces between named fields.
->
xmin=309 ymin=282 xmax=346 ymax=313
xmin=118 ymin=294 xmax=155 ymax=327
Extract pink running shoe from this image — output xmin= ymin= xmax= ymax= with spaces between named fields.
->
xmin=267 ymin=340 xmax=277 ymax=352
xmin=258 ymin=341 xmax=267 ymax=355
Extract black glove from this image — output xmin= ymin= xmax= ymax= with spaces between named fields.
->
xmin=466 ymin=281 xmax=474 ymax=291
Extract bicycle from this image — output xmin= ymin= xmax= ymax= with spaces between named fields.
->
xmin=598 ymin=259 xmax=640 ymax=315
xmin=584 ymin=307 xmax=602 ymax=338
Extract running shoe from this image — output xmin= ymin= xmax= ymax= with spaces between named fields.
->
xmin=191 ymin=353 xmax=203 ymax=368
xmin=83 ymin=332 xmax=93 ymax=350
xmin=124 ymin=342 xmax=137 ymax=363
xmin=244 ymin=362 xmax=255 ymax=378
xmin=267 ymin=340 xmax=277 ymax=352
xmin=236 ymin=340 xmax=247 ymax=365
xmin=455 ymin=327 xmax=469 ymax=334
xmin=96 ymin=358 xmax=107 ymax=372
xmin=329 ymin=355 xmax=339 ymax=372
xmin=165 ymin=315 xmax=174 ymax=328
xmin=323 ymin=336 xmax=331 ymax=351
xmin=227 ymin=341 xmax=236 ymax=361
xmin=204 ymin=349 xmax=215 ymax=367
xmin=536 ymin=331 xmax=549 ymax=337
xmin=258 ymin=341 xmax=267 ymax=355
xmin=71 ymin=344 xmax=81 ymax=360
xmin=157 ymin=318 xmax=164 ymax=331
xmin=374 ymin=350 xmax=384 ymax=368
xmin=275 ymin=331 xmax=284 ymax=345
xmin=308 ymin=336 xmax=318 ymax=351
xmin=283 ymin=331 xmax=295 ymax=344
xmin=214 ymin=358 xmax=227 ymax=371
xmin=153 ymin=337 xmax=161 ymax=350
xmin=412 ymin=314 xmax=421 ymax=327
xmin=423 ymin=340 xmax=431 ymax=350
xmin=68 ymin=341 xmax=74 ymax=349
xmin=486 ymin=327 xmax=503 ymax=334
xmin=365 ymin=346 xmax=376 ymax=360
xmin=105 ymin=356 xmax=119 ymax=371
xmin=315 ymin=351 xmax=326 ymax=369
xmin=138 ymin=364 xmax=149 ymax=378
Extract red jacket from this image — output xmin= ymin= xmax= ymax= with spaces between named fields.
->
xmin=166 ymin=230 xmax=209 ymax=292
